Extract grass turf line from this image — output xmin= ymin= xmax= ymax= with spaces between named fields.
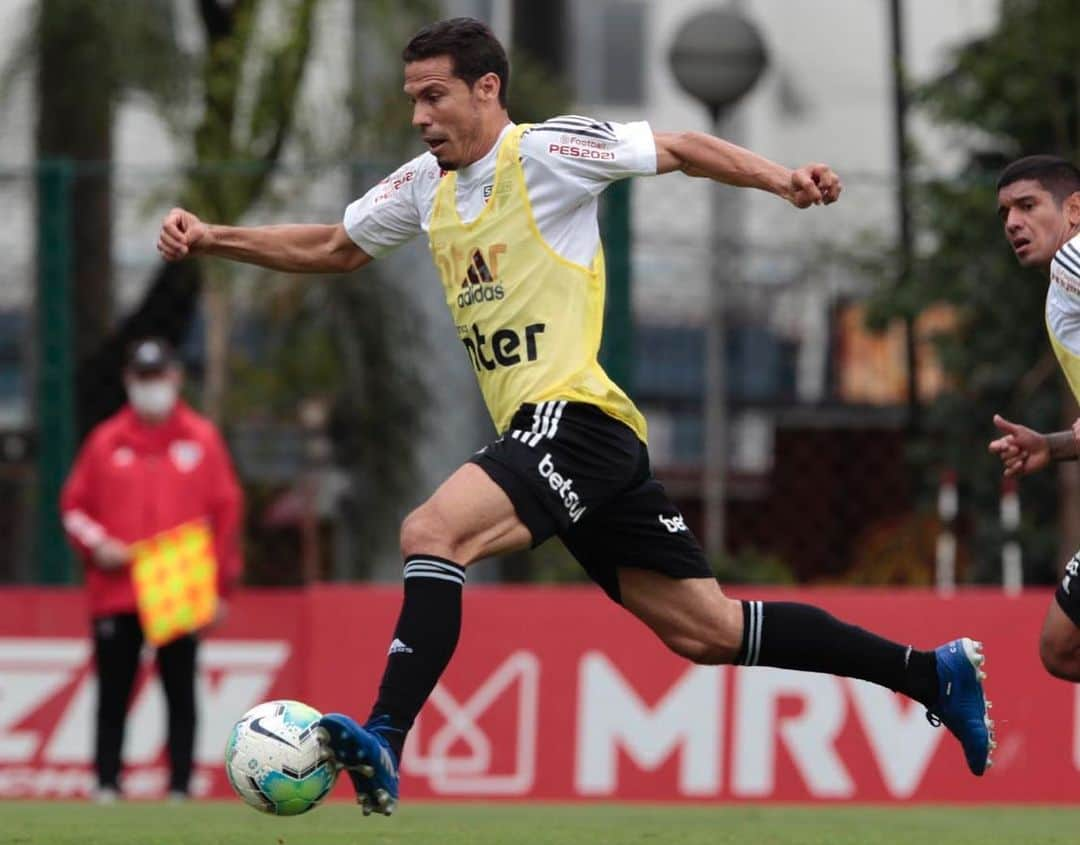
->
xmin=3 ymin=802 xmax=1080 ymax=845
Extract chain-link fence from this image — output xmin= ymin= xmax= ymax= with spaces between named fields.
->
xmin=1 ymin=160 xmax=1065 ymax=590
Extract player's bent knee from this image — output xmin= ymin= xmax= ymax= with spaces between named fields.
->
xmin=399 ymin=507 xmax=455 ymax=560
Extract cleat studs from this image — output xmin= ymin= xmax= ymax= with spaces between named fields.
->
xmin=977 ymin=670 xmax=987 ymax=681
xmin=989 ymin=739 xmax=998 ymax=750
xmin=385 ymin=803 xmax=395 ymax=817
xmin=375 ymin=789 xmax=390 ymax=807
xmin=359 ymin=764 xmax=375 ymax=778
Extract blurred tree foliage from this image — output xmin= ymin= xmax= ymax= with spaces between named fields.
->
xmin=21 ymin=0 xmax=200 ymax=437
xmin=189 ymin=0 xmax=442 ymax=580
xmin=180 ymin=0 xmax=319 ymax=423
xmin=18 ymin=1 xmax=442 ymax=580
xmin=865 ymin=0 xmax=1080 ymax=583
xmin=21 ymin=1 xmax=579 ymax=581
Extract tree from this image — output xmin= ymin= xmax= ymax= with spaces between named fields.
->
xmin=28 ymin=0 xmax=195 ymax=437
xmin=19 ymin=1 xmax=439 ymax=579
xmin=867 ymin=0 xmax=1080 ymax=582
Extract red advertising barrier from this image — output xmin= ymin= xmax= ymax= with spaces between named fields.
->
xmin=0 ymin=586 xmax=1076 ymax=802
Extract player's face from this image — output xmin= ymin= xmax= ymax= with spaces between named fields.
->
xmin=997 ymin=179 xmax=1071 ymax=268
xmin=404 ymin=56 xmax=492 ymax=171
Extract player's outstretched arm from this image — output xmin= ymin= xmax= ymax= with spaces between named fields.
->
xmin=653 ymin=131 xmax=841 ymax=209
xmin=987 ymin=413 xmax=1080 ymax=477
xmin=157 ymin=207 xmax=372 ymax=274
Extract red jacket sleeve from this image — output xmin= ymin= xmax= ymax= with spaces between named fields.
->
xmin=60 ymin=431 xmax=108 ymax=561
xmin=204 ymin=425 xmax=244 ymax=598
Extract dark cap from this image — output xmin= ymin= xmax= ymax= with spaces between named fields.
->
xmin=126 ymin=338 xmax=176 ymax=375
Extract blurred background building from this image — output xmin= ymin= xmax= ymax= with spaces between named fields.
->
xmin=1 ymin=0 xmax=1073 ymax=590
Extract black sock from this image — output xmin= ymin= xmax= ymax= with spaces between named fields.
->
xmin=736 ymin=601 xmax=939 ymax=707
xmin=367 ymin=555 xmax=465 ymax=759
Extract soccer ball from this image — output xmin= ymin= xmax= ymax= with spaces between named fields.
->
xmin=224 ymin=700 xmax=339 ymax=815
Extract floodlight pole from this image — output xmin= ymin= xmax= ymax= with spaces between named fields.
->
xmin=669 ymin=8 xmax=767 ymax=562
xmin=705 ymin=105 xmax=732 ymax=561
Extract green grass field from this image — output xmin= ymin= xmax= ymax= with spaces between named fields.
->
xmin=3 ymin=802 xmax=1079 ymax=845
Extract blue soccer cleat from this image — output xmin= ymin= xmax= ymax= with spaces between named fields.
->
xmin=926 ymin=638 xmax=996 ymax=776
xmin=316 ymin=713 xmax=400 ymax=816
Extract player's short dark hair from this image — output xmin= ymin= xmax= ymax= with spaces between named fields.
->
xmin=402 ymin=17 xmax=510 ymax=108
xmin=997 ymin=155 xmax=1080 ymax=205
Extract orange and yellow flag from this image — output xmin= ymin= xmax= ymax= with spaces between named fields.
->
xmin=130 ymin=520 xmax=218 ymax=646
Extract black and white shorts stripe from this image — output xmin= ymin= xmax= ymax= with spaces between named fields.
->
xmin=742 ymin=600 xmax=764 ymax=666
xmin=509 ymin=400 xmax=568 ymax=447
xmin=403 ymin=557 xmax=466 ymax=586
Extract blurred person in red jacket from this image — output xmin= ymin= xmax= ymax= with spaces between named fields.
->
xmin=61 ymin=337 xmax=243 ymax=802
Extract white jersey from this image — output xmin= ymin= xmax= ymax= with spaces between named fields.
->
xmin=1046 ymin=232 xmax=1080 ymax=402
xmin=343 ymin=116 xmax=657 ymax=267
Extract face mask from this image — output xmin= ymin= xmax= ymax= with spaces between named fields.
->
xmin=127 ymin=379 xmax=178 ymax=418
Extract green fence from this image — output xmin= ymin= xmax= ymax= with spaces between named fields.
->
xmin=1 ymin=158 xmax=1067 ymax=590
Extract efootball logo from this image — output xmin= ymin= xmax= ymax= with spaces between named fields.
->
xmin=457 ymin=248 xmax=505 ymax=308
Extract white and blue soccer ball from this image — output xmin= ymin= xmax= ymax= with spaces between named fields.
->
xmin=225 ymin=700 xmax=338 ymax=815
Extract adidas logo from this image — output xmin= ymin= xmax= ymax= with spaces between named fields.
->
xmin=457 ymin=248 xmax=504 ymax=307
xmin=388 ymin=638 xmax=414 ymax=656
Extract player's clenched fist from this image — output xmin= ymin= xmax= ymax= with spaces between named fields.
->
xmin=988 ymin=413 xmax=1049 ymax=477
xmin=157 ymin=207 xmax=209 ymax=262
xmin=787 ymin=163 xmax=842 ymax=209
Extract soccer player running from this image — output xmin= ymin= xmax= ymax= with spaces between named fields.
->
xmin=158 ymin=17 xmax=993 ymax=815
xmin=989 ymin=156 xmax=1080 ymax=682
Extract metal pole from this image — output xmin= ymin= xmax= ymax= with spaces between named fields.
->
xmin=600 ymin=179 xmax=634 ymax=391
xmin=704 ymin=107 xmax=734 ymax=560
xmin=888 ymin=0 xmax=919 ymax=431
xmin=935 ymin=468 xmax=957 ymax=594
xmin=35 ymin=158 xmax=76 ymax=584
xmin=1001 ymin=478 xmax=1022 ymax=596
xmin=490 ymin=0 xmax=513 ymax=47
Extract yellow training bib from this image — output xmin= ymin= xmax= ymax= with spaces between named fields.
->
xmin=427 ymin=125 xmax=647 ymax=441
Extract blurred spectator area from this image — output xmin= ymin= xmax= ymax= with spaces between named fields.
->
xmin=637 ymin=315 xmax=944 ymax=585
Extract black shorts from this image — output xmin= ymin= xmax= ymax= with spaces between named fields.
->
xmin=1056 ymin=553 xmax=1080 ymax=628
xmin=470 ymin=401 xmax=713 ymax=603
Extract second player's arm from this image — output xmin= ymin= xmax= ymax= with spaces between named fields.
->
xmin=652 ymin=131 xmax=840 ymax=208
xmin=989 ymin=413 xmax=1080 ymax=477
xmin=1047 ymin=429 xmax=1080 ymax=462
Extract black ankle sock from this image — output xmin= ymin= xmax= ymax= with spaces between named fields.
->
xmin=368 ymin=555 xmax=465 ymax=758
xmin=737 ymin=600 xmax=939 ymax=707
